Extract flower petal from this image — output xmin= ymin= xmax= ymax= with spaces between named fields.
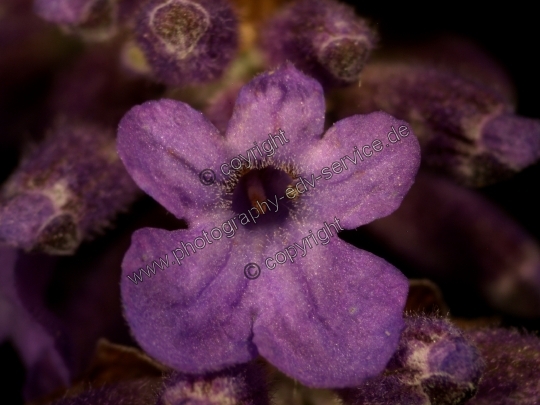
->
xmin=117 ymin=99 xmax=228 ymax=220
xmin=121 ymin=219 xmax=256 ymax=373
xmin=252 ymin=238 xmax=408 ymax=388
xmin=297 ymin=111 xmax=421 ymax=229
xmin=225 ymin=64 xmax=326 ymax=159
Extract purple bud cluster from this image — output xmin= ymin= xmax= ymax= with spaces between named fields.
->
xmin=34 ymin=0 xmax=239 ymax=86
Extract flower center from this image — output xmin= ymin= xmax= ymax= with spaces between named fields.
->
xmin=224 ymin=165 xmax=299 ymax=228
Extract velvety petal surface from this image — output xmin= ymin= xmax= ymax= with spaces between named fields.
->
xmin=225 ymin=64 xmax=326 ymax=159
xmin=121 ymin=216 xmax=256 ymax=373
xmin=252 ymin=236 xmax=408 ymax=388
xmin=117 ymin=99 xmax=228 ymax=220
xmin=122 ymin=216 xmax=408 ymax=388
xmin=296 ymin=111 xmax=421 ymax=229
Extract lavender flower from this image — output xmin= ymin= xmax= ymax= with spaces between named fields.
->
xmin=338 ymin=315 xmax=484 ymax=405
xmin=117 ymin=64 xmax=421 ymax=387
xmin=464 ymin=328 xmax=540 ymax=405
xmin=335 ymin=44 xmax=540 ymax=187
xmin=132 ymin=0 xmax=238 ymax=86
xmin=0 ymin=122 xmax=140 ymax=254
xmin=260 ymin=0 xmax=376 ymax=88
xmin=364 ymin=172 xmax=540 ymax=318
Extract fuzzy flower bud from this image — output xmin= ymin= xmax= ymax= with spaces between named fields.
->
xmin=339 ymin=315 xmax=484 ymax=405
xmin=157 ymin=363 xmax=269 ymax=405
xmin=335 ymin=55 xmax=540 ymax=187
xmin=0 ymin=122 xmax=140 ymax=254
xmin=133 ymin=0 xmax=238 ymax=86
xmin=464 ymin=328 xmax=540 ymax=405
xmin=260 ymin=0 xmax=376 ymax=88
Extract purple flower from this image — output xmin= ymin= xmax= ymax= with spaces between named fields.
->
xmin=338 ymin=315 xmax=484 ymax=405
xmin=132 ymin=0 xmax=238 ymax=86
xmin=260 ymin=0 xmax=377 ymax=88
xmin=117 ymin=64 xmax=420 ymax=387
